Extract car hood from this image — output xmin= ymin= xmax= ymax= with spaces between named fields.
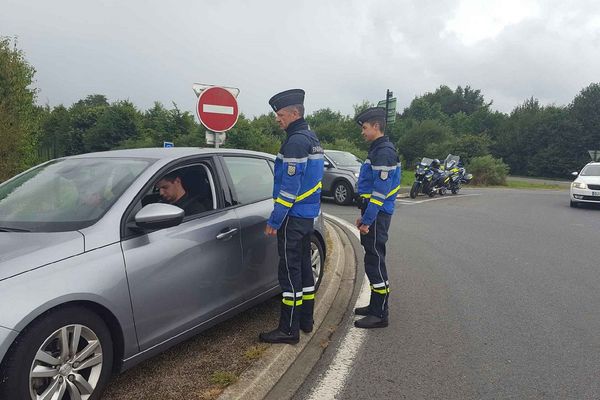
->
xmin=0 ymin=232 xmax=84 ymax=281
xmin=336 ymin=166 xmax=361 ymax=174
xmin=576 ymin=176 xmax=600 ymax=185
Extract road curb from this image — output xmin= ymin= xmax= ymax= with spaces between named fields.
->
xmin=218 ymin=219 xmax=350 ymax=400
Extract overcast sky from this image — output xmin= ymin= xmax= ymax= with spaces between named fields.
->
xmin=3 ymin=0 xmax=600 ymax=119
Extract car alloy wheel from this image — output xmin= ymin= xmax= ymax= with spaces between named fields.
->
xmin=29 ymin=324 xmax=104 ymax=400
xmin=333 ymin=181 xmax=353 ymax=205
xmin=311 ymin=235 xmax=325 ymax=290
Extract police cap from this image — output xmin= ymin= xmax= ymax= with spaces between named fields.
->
xmin=269 ymin=89 xmax=305 ymax=112
xmin=355 ymin=107 xmax=386 ymax=126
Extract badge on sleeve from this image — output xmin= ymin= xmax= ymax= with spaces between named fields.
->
xmin=287 ymin=163 xmax=297 ymax=176
xmin=380 ymin=170 xmax=389 ymax=180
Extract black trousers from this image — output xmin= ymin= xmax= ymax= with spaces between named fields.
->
xmin=277 ymin=216 xmax=315 ymax=335
xmin=360 ymin=211 xmax=392 ymax=318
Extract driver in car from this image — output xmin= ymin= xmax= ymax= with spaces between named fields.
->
xmin=156 ymin=171 xmax=206 ymax=216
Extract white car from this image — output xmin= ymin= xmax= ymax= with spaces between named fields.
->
xmin=570 ymin=162 xmax=600 ymax=207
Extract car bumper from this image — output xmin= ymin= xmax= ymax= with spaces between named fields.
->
xmin=0 ymin=325 xmax=18 ymax=365
xmin=571 ymin=188 xmax=600 ymax=203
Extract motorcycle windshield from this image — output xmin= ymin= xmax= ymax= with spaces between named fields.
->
xmin=420 ymin=157 xmax=433 ymax=165
xmin=444 ymin=154 xmax=460 ymax=169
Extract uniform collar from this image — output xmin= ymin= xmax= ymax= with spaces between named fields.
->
xmin=285 ymin=118 xmax=308 ymax=135
xmin=369 ymin=135 xmax=389 ymax=151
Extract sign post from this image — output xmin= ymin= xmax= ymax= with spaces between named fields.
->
xmin=194 ymin=85 xmax=240 ymax=149
xmin=377 ymin=89 xmax=397 ymax=134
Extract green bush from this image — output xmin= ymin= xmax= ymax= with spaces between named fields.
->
xmin=468 ymin=155 xmax=509 ymax=185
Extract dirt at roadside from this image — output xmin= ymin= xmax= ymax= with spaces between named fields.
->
xmin=101 ymin=298 xmax=279 ymax=400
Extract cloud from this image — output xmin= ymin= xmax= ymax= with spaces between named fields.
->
xmin=2 ymin=0 xmax=600 ymax=119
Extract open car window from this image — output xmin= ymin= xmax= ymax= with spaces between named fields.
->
xmin=140 ymin=163 xmax=217 ymax=219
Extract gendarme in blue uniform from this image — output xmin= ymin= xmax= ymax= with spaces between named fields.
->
xmin=261 ymin=89 xmax=324 ymax=342
xmin=356 ymin=109 xmax=401 ymax=323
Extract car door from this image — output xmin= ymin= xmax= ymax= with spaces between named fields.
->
xmin=220 ymin=155 xmax=279 ymax=300
xmin=322 ymin=153 xmax=336 ymax=194
xmin=121 ymin=158 xmax=244 ymax=351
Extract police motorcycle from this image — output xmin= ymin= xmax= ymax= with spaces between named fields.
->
xmin=410 ymin=157 xmax=435 ymax=198
xmin=444 ymin=154 xmax=473 ymax=194
xmin=426 ymin=158 xmax=451 ymax=197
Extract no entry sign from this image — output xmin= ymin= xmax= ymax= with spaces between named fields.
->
xmin=196 ymin=86 xmax=239 ymax=132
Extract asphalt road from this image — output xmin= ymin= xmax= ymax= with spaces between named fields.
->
xmin=294 ymin=188 xmax=600 ymax=400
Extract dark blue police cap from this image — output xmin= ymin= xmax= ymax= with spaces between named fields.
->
xmin=269 ymin=89 xmax=305 ymax=112
xmin=355 ymin=107 xmax=386 ymax=126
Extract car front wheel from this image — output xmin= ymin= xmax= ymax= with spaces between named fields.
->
xmin=0 ymin=305 xmax=114 ymax=400
xmin=311 ymin=235 xmax=325 ymax=290
xmin=333 ymin=181 xmax=353 ymax=205
xmin=570 ymin=200 xmax=579 ymax=208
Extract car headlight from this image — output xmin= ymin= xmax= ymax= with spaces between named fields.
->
xmin=354 ymin=172 xmax=360 ymax=178
xmin=572 ymin=182 xmax=588 ymax=189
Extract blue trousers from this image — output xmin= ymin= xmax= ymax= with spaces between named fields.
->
xmin=277 ymin=216 xmax=315 ymax=335
xmin=360 ymin=211 xmax=392 ymax=318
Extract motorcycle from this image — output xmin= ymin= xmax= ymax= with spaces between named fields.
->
xmin=410 ymin=157 xmax=434 ymax=198
xmin=444 ymin=154 xmax=473 ymax=194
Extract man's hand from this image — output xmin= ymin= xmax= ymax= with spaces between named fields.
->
xmin=358 ymin=224 xmax=370 ymax=235
xmin=264 ymin=224 xmax=277 ymax=236
xmin=355 ymin=218 xmax=362 ymax=228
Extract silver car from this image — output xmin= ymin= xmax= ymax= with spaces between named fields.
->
xmin=0 ymin=148 xmax=326 ymax=400
xmin=322 ymin=150 xmax=362 ymax=205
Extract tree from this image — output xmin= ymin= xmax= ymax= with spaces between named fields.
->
xmin=0 ymin=37 xmax=38 ymax=180
xmin=83 ymin=100 xmax=141 ymax=152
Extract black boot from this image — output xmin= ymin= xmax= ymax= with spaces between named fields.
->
xmin=354 ymin=315 xmax=388 ymax=329
xmin=259 ymin=328 xmax=299 ymax=344
xmin=300 ymin=322 xmax=313 ymax=333
xmin=354 ymin=305 xmax=370 ymax=316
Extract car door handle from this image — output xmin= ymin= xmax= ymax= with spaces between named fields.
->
xmin=216 ymin=228 xmax=239 ymax=240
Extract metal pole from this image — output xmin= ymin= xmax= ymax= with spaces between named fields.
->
xmin=385 ymin=89 xmax=391 ymax=134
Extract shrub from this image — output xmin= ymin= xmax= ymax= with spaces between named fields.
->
xmin=468 ymin=155 xmax=509 ymax=185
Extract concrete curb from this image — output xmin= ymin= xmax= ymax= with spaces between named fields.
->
xmin=218 ymin=220 xmax=347 ymax=400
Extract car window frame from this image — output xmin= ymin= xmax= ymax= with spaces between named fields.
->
xmin=217 ymin=154 xmax=275 ymax=207
xmin=120 ymin=155 xmax=228 ymax=239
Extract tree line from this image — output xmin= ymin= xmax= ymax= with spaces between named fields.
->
xmin=2 ymin=37 xmax=599 ymax=182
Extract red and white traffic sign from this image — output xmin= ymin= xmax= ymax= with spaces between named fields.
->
xmin=196 ymin=86 xmax=239 ymax=132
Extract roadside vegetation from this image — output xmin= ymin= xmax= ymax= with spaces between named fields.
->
xmin=2 ymin=36 xmax=599 ymax=184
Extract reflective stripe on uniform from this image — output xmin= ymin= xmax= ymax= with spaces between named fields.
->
xmin=360 ymin=193 xmax=371 ymax=198
xmin=387 ymin=185 xmax=400 ymax=198
xmin=279 ymin=190 xmax=297 ymax=200
xmin=308 ymin=153 xmax=324 ymax=159
xmin=372 ymin=191 xmax=385 ymax=199
xmin=303 ymin=285 xmax=315 ymax=300
xmin=296 ymin=181 xmax=322 ymax=202
xmin=370 ymin=198 xmax=383 ymax=206
xmin=282 ymin=298 xmax=303 ymax=306
xmin=371 ymin=165 xmax=397 ymax=171
xmin=282 ymin=157 xmax=308 ymax=163
xmin=276 ymin=198 xmax=293 ymax=207
xmin=371 ymin=285 xmax=390 ymax=295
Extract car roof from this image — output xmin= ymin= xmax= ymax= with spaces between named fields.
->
xmin=66 ymin=147 xmax=274 ymax=161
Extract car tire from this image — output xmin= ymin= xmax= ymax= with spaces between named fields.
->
xmin=0 ymin=305 xmax=114 ymax=400
xmin=311 ymin=234 xmax=325 ymax=291
xmin=570 ymin=200 xmax=579 ymax=208
xmin=333 ymin=181 xmax=353 ymax=205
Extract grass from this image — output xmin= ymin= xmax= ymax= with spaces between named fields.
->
xmin=501 ymin=180 xmax=563 ymax=190
xmin=243 ymin=345 xmax=268 ymax=361
xmin=210 ymin=371 xmax=238 ymax=387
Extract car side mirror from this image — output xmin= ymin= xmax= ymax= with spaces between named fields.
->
xmin=571 ymin=171 xmax=579 ymax=177
xmin=324 ymin=160 xmax=332 ymax=168
xmin=135 ymin=203 xmax=184 ymax=230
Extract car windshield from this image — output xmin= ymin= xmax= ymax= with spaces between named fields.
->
xmin=581 ymin=165 xmax=600 ymax=176
xmin=0 ymin=158 xmax=151 ymax=232
xmin=326 ymin=151 xmax=361 ymax=167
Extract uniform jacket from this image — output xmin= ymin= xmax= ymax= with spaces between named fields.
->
xmin=357 ymin=136 xmax=401 ymax=226
xmin=268 ymin=118 xmax=324 ymax=229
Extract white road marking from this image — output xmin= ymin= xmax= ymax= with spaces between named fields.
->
xmin=308 ymin=214 xmax=370 ymax=400
xmin=397 ymin=193 xmax=481 ymax=204
xmin=202 ymin=104 xmax=234 ymax=114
